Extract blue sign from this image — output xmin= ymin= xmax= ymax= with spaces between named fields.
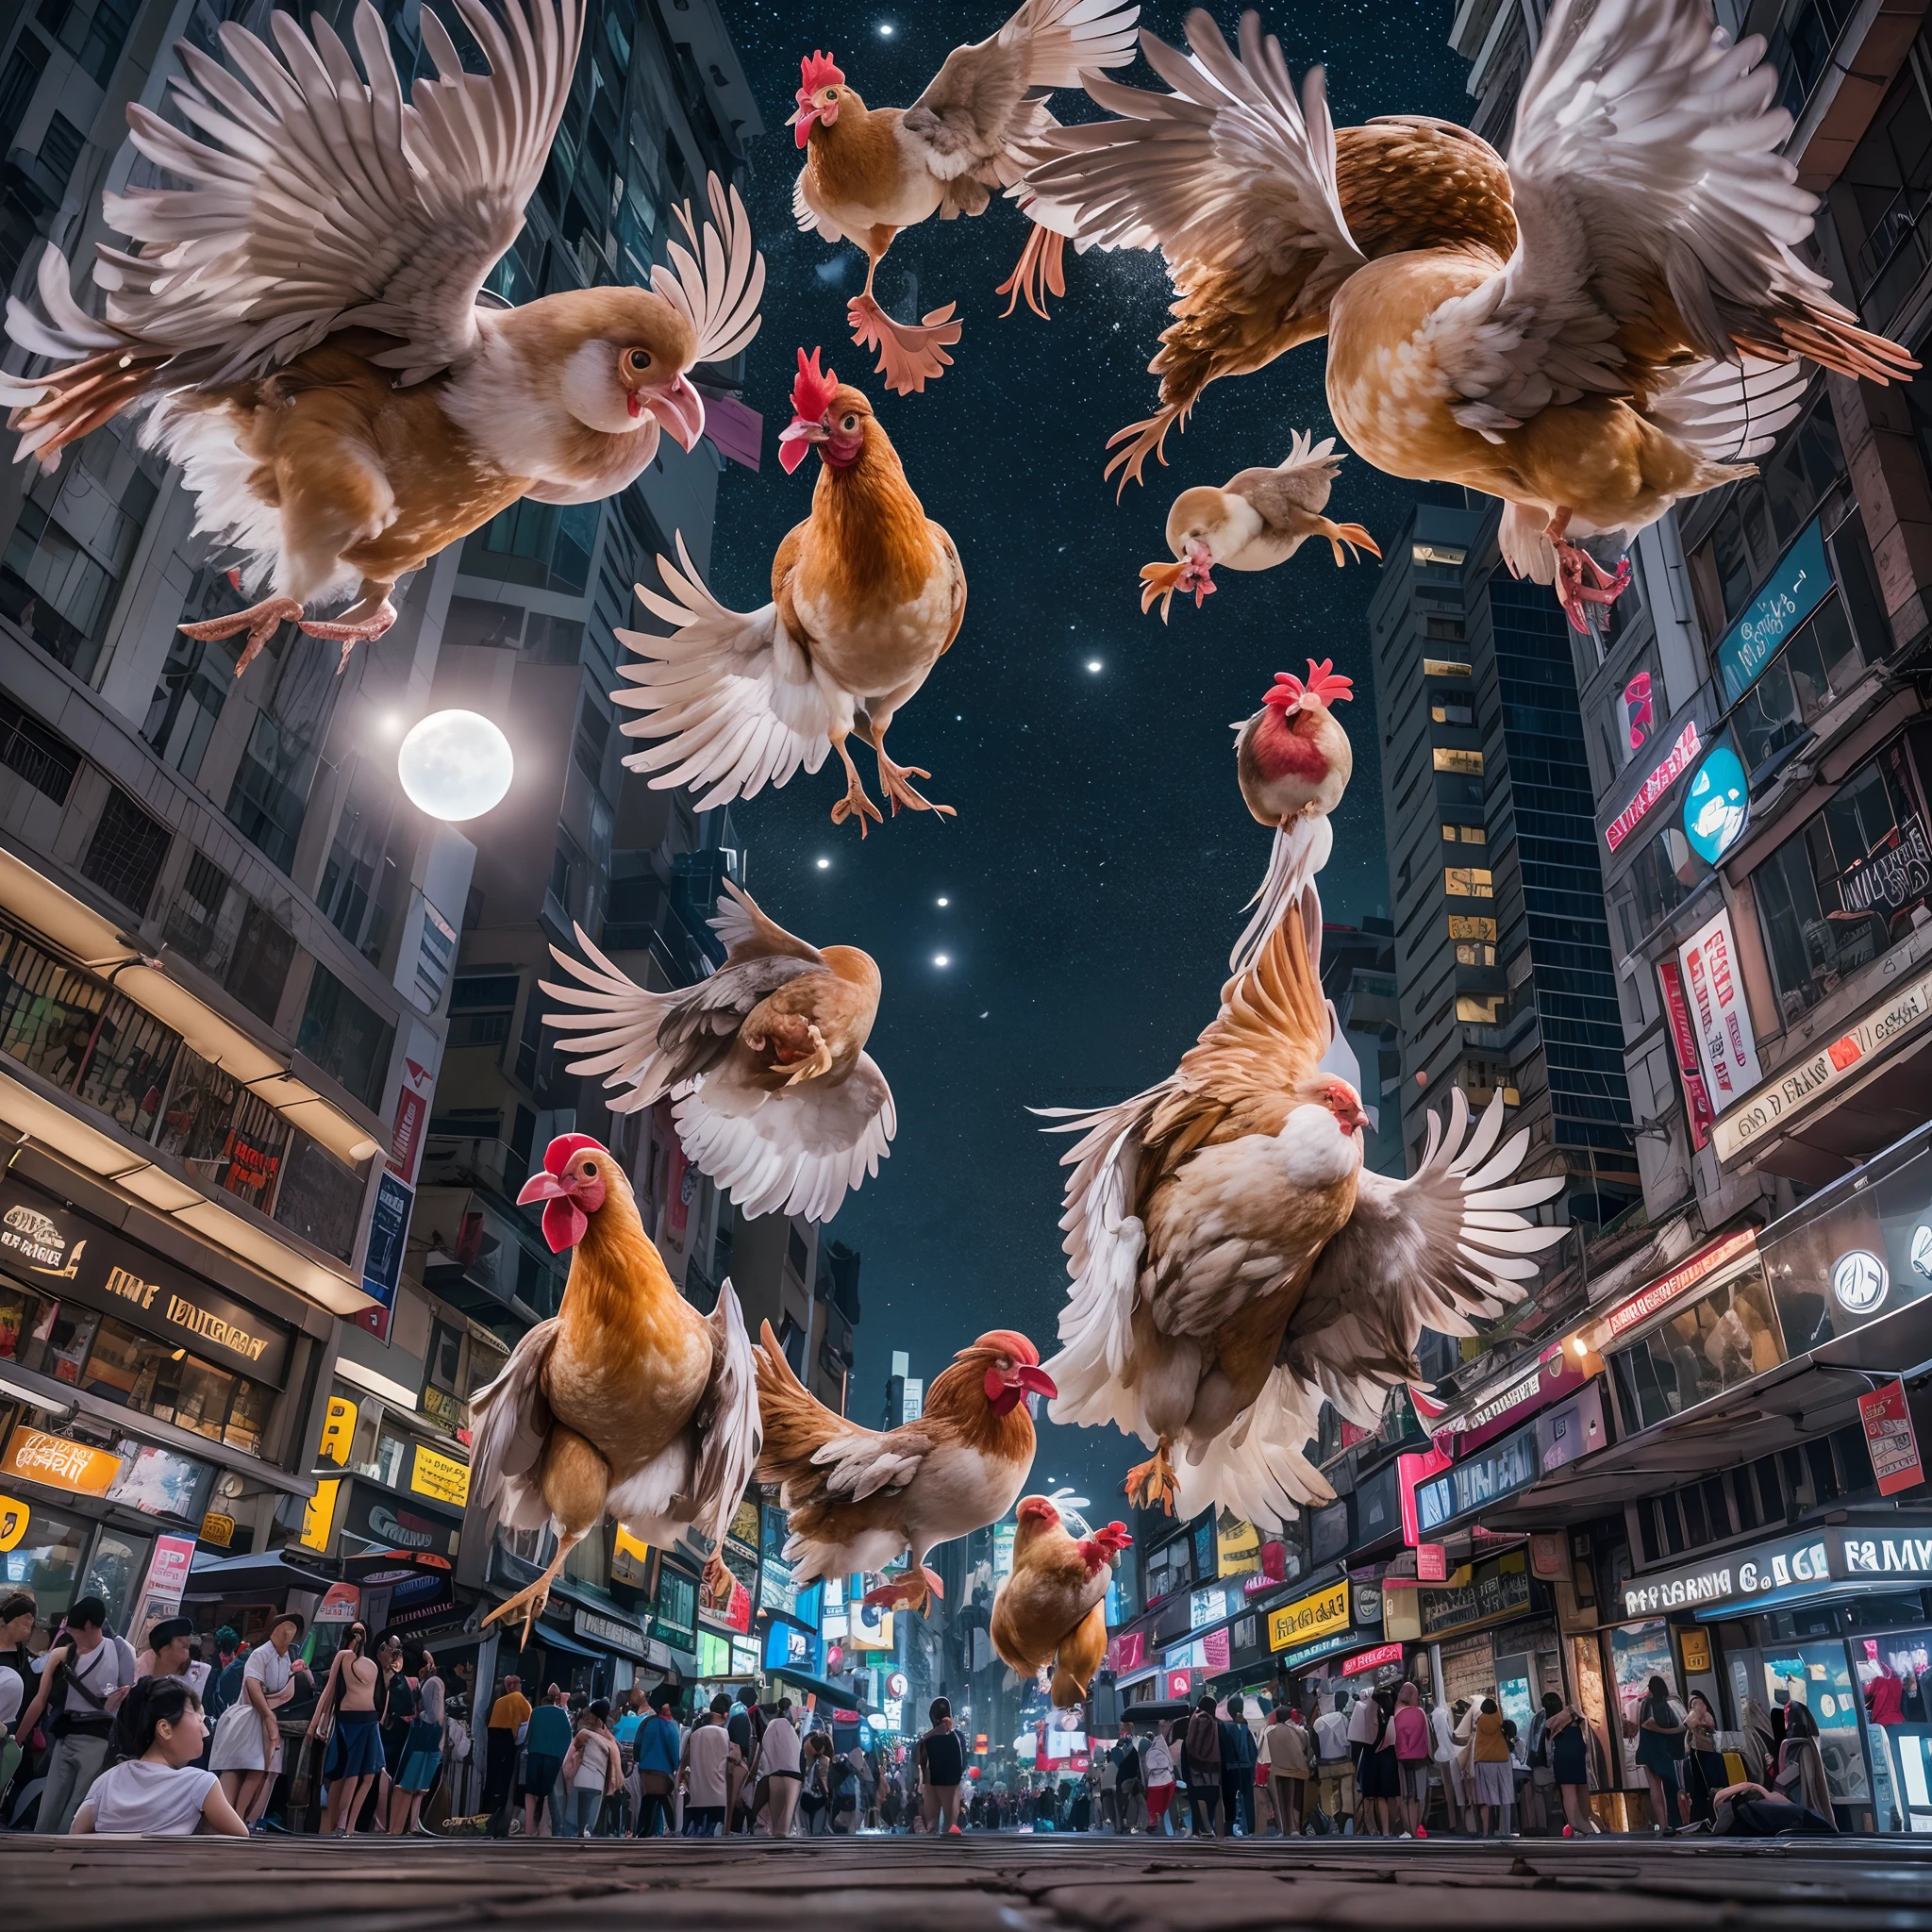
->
xmin=1717 ymin=519 xmax=1832 ymax=705
xmin=1682 ymin=742 xmax=1749 ymax=863
xmin=359 ymin=1170 xmax=413 ymax=1311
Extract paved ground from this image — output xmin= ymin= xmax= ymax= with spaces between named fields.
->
xmin=10 ymin=1834 xmax=1932 ymax=1931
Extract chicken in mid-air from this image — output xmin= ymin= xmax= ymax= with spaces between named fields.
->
xmin=614 ymin=349 xmax=963 ymax=832
xmin=990 ymin=1497 xmax=1131 ymax=1707
xmin=1023 ymin=2 xmax=1913 ymax=631
xmin=756 ymin=1327 xmax=1056 ymax=1615
xmin=469 ymin=1136 xmax=759 ymax=1640
xmin=788 ymin=0 xmax=1141 ymax=393
xmin=1041 ymin=884 xmax=1566 ymax=1528
xmin=1139 ymin=433 xmax=1378 ymax=622
xmin=0 ymin=0 xmax=762 ymax=671
xmin=540 ymin=880 xmax=893 ymax=1225
xmin=1230 ymin=660 xmax=1354 ymax=973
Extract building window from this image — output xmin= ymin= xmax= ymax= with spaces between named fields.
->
xmin=1626 ymin=823 xmax=1697 ymax=936
xmin=1433 ymin=747 xmax=1484 ymax=775
xmin=0 ymin=696 xmax=79 ymax=805
xmin=1733 ymin=588 xmax=1868 ymax=774
xmin=272 ymin=1129 xmax=363 ymax=1261
xmin=225 ymin=904 xmax=296 ymax=1026
xmin=1431 ymin=701 xmax=1474 ymax=725
xmin=1456 ymin=993 xmax=1505 ymax=1024
xmin=144 ymin=574 xmax=246 ymax=780
xmin=1423 ymin=654 xmax=1472 ymax=675
xmin=1462 ymin=1058 xmax=1519 ymax=1107
xmin=448 ymin=974 xmax=520 ymax=1055
xmin=80 ymin=787 xmax=171 ymax=917
xmin=1454 ymin=941 xmax=1497 ymax=966
xmin=1412 ymin=541 xmax=1467 ymax=568
xmin=1443 ymin=867 xmax=1493 ymax=897
xmin=317 ymin=766 xmax=398 ymax=965
xmin=1752 ymin=736 xmax=1932 ymax=1021
xmin=79 ymin=1314 xmax=245 ymax=1448
xmin=298 ymin=966 xmax=395 ymax=1111
xmin=1441 ymin=823 xmax=1486 ymax=844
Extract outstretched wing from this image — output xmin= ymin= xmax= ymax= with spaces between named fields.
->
xmin=1226 ymin=430 xmax=1342 ymax=524
xmin=102 ymin=0 xmax=578 ymax=387
xmin=1278 ymin=1087 xmax=1569 ymax=1426
xmin=1430 ymin=0 xmax=1911 ymax=445
xmin=687 ymin=1279 xmax=762 ymax=1547
xmin=467 ymin=1319 xmax=559 ymax=1534
xmin=612 ymin=533 xmax=842 ymax=809
xmin=902 ymin=0 xmax=1141 ymax=187
xmin=757 ymin=1320 xmax=933 ymax=1512
xmin=651 ymin=175 xmax=765 ymax=367
xmin=675 ymin=1054 xmax=896 ymax=1224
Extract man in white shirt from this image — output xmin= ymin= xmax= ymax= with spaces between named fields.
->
xmin=758 ymin=1698 xmax=803 ymax=1839
xmin=1313 ymin=1694 xmax=1355 ymax=1831
xmin=28 ymin=1597 xmax=136 ymax=1834
xmin=1433 ymin=1697 xmax=1470 ymax=1834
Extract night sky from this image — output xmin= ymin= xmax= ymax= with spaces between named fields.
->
xmin=701 ymin=2 xmax=1471 ymax=1506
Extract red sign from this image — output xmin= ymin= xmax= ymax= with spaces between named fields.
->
xmin=1657 ymin=960 xmax=1715 ymax=1151
xmin=1606 ymin=721 xmax=1700 ymax=852
xmin=1341 ymin=1641 xmax=1405 ymax=1677
xmin=1165 ymin=1668 xmax=1194 ymax=1700
xmin=1416 ymin=1543 xmax=1448 ymax=1583
xmin=1398 ymin=1448 xmax=1454 ymax=1547
xmin=1860 ymin=1379 xmax=1924 ymax=1496
xmin=1106 ymin=1630 xmax=1147 ymax=1674
xmin=1202 ymin=1627 xmax=1230 ymax=1673
xmin=1601 ymin=1227 xmax=1759 ymax=1342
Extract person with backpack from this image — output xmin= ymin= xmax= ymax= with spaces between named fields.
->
xmin=1391 ymin=1682 xmax=1433 ymax=1839
xmin=25 ymin=1597 xmax=138 ymax=1833
xmin=1218 ymin=1692 xmax=1257 ymax=1836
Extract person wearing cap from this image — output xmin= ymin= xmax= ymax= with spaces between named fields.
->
xmin=208 ymin=1611 xmax=310 ymax=1831
xmin=136 ymin=1618 xmax=201 ymax=1695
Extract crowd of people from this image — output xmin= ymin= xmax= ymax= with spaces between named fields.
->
xmin=0 ymin=1584 xmax=1844 ymax=1842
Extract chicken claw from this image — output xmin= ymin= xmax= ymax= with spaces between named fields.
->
xmin=1323 ymin=521 xmax=1382 ymax=568
xmin=299 ymin=597 xmax=399 ymax=672
xmin=996 ymin=220 xmax=1067 ymax=322
xmin=1124 ymin=1439 xmax=1179 ymax=1515
xmin=482 ymin=1572 xmax=555 ymax=1648
xmin=873 ymin=743 xmax=955 ymax=821
xmin=179 ymin=595 xmax=305 ymax=676
xmin=1554 ymin=538 xmax=1632 ymax=637
xmin=848 ymin=292 xmax=961 ymax=396
xmin=701 ymin=1548 xmax=731 ymax=1603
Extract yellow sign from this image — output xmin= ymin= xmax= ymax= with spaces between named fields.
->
xmin=0 ymin=1492 xmax=27 ymax=1552
xmin=318 ymin=1396 xmax=358 ymax=1467
xmin=300 ymin=1477 xmax=340 ymax=1552
xmin=1679 ymin=1628 xmax=1712 ymax=1674
xmin=409 ymin=1443 xmax=471 ymax=1507
xmin=199 ymin=1511 xmax=236 ymax=1548
xmin=1269 ymin=1580 xmax=1350 ymax=1654
xmin=1 ymin=1426 xmax=122 ymax=1497
xmin=612 ymin=1525 xmax=650 ymax=1588
xmin=1216 ymin=1509 xmax=1259 ymax=1579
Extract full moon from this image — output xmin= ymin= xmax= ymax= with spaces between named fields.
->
xmin=397 ymin=709 xmax=514 ymax=821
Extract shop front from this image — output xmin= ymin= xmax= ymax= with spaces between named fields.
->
xmin=1415 ymin=1548 xmax=1565 ymax=1736
xmin=1266 ymin=1574 xmax=1389 ymax=1710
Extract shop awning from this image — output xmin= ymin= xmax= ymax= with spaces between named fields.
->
xmin=184 ymin=1549 xmax=337 ymax=1598
xmin=769 ymin=1667 xmax=862 ymax=1713
xmin=515 ymin=1622 xmax=602 ymax=1661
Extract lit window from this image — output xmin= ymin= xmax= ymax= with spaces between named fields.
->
xmin=1446 ymin=915 xmax=1498 ymax=941
xmin=1433 ymin=747 xmax=1483 ymax=774
xmin=1453 ymin=941 xmax=1498 ymax=966
xmin=1423 ymin=658 xmax=1472 ymax=678
xmin=1412 ymin=543 xmax=1468 ymax=567
xmin=1457 ymin=994 xmax=1505 ymax=1024
xmin=1441 ymin=824 xmax=1486 ymax=844
xmin=1444 ymin=867 xmax=1494 ymax=897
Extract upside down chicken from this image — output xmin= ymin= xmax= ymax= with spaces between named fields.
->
xmin=756 ymin=1326 xmax=1055 ymax=1614
xmin=468 ymin=1135 xmax=759 ymax=1639
xmin=1022 ymin=0 xmax=1915 ymax=630
xmin=990 ymin=1497 xmax=1131 ymax=1707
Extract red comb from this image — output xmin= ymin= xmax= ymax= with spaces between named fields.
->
xmin=791 ymin=346 xmax=838 ymax=425
xmin=798 ymin=49 xmax=843 ymax=97
xmin=1263 ymin=660 xmax=1355 ymax=709
xmin=542 ymin=1131 xmax=605 ymax=1177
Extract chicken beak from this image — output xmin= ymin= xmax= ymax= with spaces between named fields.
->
xmin=778 ymin=416 xmax=828 ymax=475
xmin=1016 ymin=1364 xmax=1058 ymax=1400
xmin=516 ymin=1172 xmax=569 ymax=1205
xmin=644 ymin=374 xmax=706 ymax=453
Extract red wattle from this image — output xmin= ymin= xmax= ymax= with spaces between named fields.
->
xmin=541 ymin=1197 xmax=589 ymax=1253
xmin=626 ymin=391 xmax=641 ymax=418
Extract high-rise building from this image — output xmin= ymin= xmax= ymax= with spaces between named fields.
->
xmin=1371 ymin=497 xmax=1638 ymax=1229
xmin=1318 ymin=917 xmax=1403 ymax=1177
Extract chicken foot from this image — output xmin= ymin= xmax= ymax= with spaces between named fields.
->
xmin=829 ymin=737 xmax=884 ymax=837
xmin=180 ymin=595 xmax=305 ymax=676
xmin=1547 ymin=509 xmax=1631 ymax=637
xmin=996 ymin=220 xmax=1067 ymax=321
xmin=848 ymin=252 xmax=962 ymax=397
xmin=482 ymin=1528 xmax=584 ymax=1647
xmin=861 ymin=721 xmax=955 ymax=822
xmin=1124 ymin=1437 xmax=1180 ymax=1514
xmin=298 ymin=579 xmax=399 ymax=671
xmin=1319 ymin=519 xmax=1382 ymax=568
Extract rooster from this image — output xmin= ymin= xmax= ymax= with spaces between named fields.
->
xmin=756 ymin=1326 xmax=1056 ymax=1615
xmin=1139 ymin=433 xmax=1378 ymax=622
xmin=1229 ymin=661 xmax=1354 ymax=974
xmin=787 ymin=0 xmax=1141 ymax=394
xmin=613 ymin=349 xmax=963 ymax=832
xmin=1040 ymin=883 xmax=1566 ymax=1528
xmin=1023 ymin=4 xmax=1913 ymax=631
xmin=990 ymin=1497 xmax=1131 ymax=1707
xmin=468 ymin=1134 xmax=759 ymax=1641
xmin=0 ymin=0 xmax=762 ymax=672
xmin=539 ymin=879 xmax=893 ymax=1224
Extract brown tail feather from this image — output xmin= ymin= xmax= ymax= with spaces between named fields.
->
xmin=1774 ymin=311 xmax=1917 ymax=386
xmin=752 ymin=1317 xmax=842 ymax=1492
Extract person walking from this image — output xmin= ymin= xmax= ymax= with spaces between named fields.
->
xmin=1391 ymin=1683 xmax=1432 ymax=1840
xmin=1314 ymin=1694 xmax=1353 ymax=1833
xmin=560 ymin=1699 xmax=621 ymax=1838
xmin=0 ymin=1591 xmax=36 ymax=1818
xmin=1357 ymin=1689 xmax=1400 ymax=1837
xmin=630 ymin=1686 xmax=682 ymax=1839
xmin=918 ymin=1697 xmax=967 ymax=1834
xmin=69 ymin=1678 xmax=248 ymax=1838
xmin=523 ymin=1684 xmax=574 ymax=1838
xmin=481 ymin=1674 xmax=531 ymax=1824
xmin=1182 ymin=1694 xmax=1223 ymax=1837
xmin=1218 ymin=1692 xmax=1257 ymax=1836
xmin=308 ymin=1621 xmax=382 ymax=1836
xmin=681 ymin=1694 xmax=736 ymax=1836
xmin=1432 ymin=1696 xmax=1469 ymax=1836
xmin=724 ymin=1685 xmax=759 ymax=1834
xmin=207 ymin=1609 xmax=308 ymax=1833
xmin=390 ymin=1651 xmax=445 ymax=1837
xmin=1541 ymin=1691 xmax=1599 ymax=1837
xmin=1471 ymin=1697 xmax=1514 ymax=1838
xmin=1258 ymin=1702 xmax=1308 ymax=1837
xmin=757 ymin=1696 xmax=802 ymax=1838
xmin=26 ymin=1596 xmax=138 ymax=1834
xmin=373 ymin=1639 xmax=415 ymax=1828
xmin=800 ymin=1733 xmax=833 ymax=1835
xmin=1114 ymin=1723 xmax=1145 ymax=1832
xmin=1632 ymin=1675 xmax=1686 ymax=1832
xmin=1141 ymin=1722 xmax=1175 ymax=1835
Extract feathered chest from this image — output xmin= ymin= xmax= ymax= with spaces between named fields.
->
xmin=806 ymin=113 xmax=942 ymax=225
xmin=1242 ymin=711 xmax=1329 ymax=789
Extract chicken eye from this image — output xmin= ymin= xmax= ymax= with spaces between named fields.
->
xmin=840 ymin=413 xmax=859 ymax=433
xmin=621 ymin=349 xmax=653 ymax=377
xmin=824 ymin=88 xmax=838 ymax=101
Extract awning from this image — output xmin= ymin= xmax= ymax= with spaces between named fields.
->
xmin=511 ymin=1622 xmax=601 ymax=1662
xmin=184 ymin=1549 xmax=337 ymax=1598
xmin=769 ymin=1666 xmax=862 ymax=1713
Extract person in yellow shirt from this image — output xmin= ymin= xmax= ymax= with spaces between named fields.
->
xmin=482 ymin=1674 xmax=531 ymax=1820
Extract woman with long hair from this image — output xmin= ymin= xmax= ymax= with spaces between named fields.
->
xmin=71 ymin=1678 xmax=247 ymax=1836
xmin=1633 ymin=1675 xmax=1686 ymax=1832
xmin=1740 ymin=1697 xmax=1776 ymax=1785
xmin=308 ymin=1621 xmax=382 ymax=1836
xmin=1682 ymin=1690 xmax=1726 ymax=1824
xmin=1774 ymin=1702 xmax=1837 ymax=1829
xmin=389 ymin=1649 xmax=444 ymax=1837
xmin=0 ymin=1591 xmax=38 ymax=1819
xmin=1541 ymin=1690 xmax=1601 ymax=1837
